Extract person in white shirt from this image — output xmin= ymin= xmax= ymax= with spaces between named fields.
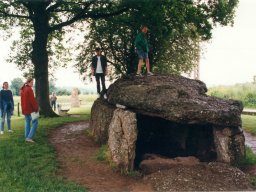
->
xmin=91 ymin=47 xmax=108 ymax=98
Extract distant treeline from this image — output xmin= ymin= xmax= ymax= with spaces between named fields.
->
xmin=208 ymin=83 xmax=256 ymax=108
xmin=7 ymin=77 xmax=97 ymax=96
xmin=53 ymin=87 xmax=96 ymax=96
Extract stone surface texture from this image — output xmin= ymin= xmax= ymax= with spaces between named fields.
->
xmin=108 ymin=109 xmax=137 ymax=172
xmin=139 ymin=154 xmax=200 ymax=174
xmin=90 ymin=75 xmax=245 ymax=172
xmin=90 ymin=99 xmax=115 ymax=144
xmin=107 ymin=75 xmax=243 ymax=127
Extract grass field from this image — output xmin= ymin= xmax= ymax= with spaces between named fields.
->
xmin=208 ymin=83 xmax=256 ymax=108
xmin=1 ymin=95 xmax=256 ymax=190
xmin=0 ymin=95 xmax=97 ymax=192
xmin=12 ymin=94 xmax=97 ymax=117
xmin=242 ymin=115 xmax=256 ymax=135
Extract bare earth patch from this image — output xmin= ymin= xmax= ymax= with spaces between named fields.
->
xmin=49 ymin=121 xmax=153 ymax=192
xmin=50 ymin=121 xmax=253 ymax=191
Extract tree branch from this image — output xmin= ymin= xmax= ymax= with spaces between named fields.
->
xmin=49 ymin=6 xmax=130 ymax=32
xmin=0 ymin=11 xmax=30 ymax=19
xmin=20 ymin=2 xmax=34 ymax=19
xmin=46 ymin=1 xmax=63 ymax=13
xmin=46 ymin=1 xmax=94 ymax=13
xmin=86 ymin=7 xmax=130 ymax=20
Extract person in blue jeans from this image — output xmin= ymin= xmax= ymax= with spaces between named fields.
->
xmin=20 ymin=78 xmax=39 ymax=143
xmin=24 ymin=115 xmax=38 ymax=142
xmin=0 ymin=82 xmax=14 ymax=134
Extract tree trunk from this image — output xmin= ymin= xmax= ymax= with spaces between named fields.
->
xmin=31 ymin=6 xmax=58 ymax=117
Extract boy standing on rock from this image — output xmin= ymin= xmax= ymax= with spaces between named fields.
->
xmin=91 ymin=47 xmax=108 ymax=98
xmin=134 ymin=25 xmax=153 ymax=77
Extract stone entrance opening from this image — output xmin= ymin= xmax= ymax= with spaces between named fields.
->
xmin=91 ymin=75 xmax=245 ymax=172
xmin=134 ymin=114 xmax=217 ymax=169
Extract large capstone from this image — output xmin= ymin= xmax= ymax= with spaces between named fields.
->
xmin=90 ymin=74 xmax=245 ymax=172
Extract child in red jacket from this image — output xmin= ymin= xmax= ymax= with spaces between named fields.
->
xmin=20 ymin=78 xmax=39 ymax=143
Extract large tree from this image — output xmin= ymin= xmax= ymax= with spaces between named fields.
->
xmin=0 ymin=0 xmax=131 ymax=117
xmin=76 ymin=0 xmax=239 ymax=78
xmin=0 ymin=0 xmax=239 ymax=116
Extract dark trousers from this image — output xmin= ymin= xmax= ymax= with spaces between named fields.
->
xmin=95 ymin=73 xmax=106 ymax=94
xmin=51 ymin=101 xmax=56 ymax=111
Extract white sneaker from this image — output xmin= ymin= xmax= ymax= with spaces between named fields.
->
xmin=147 ymin=72 xmax=154 ymax=76
xmin=8 ymin=130 xmax=13 ymax=133
xmin=104 ymin=94 xmax=107 ymax=99
xmin=0 ymin=131 xmax=3 ymax=134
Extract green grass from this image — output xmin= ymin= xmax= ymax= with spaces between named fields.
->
xmin=236 ymin=146 xmax=256 ymax=168
xmin=12 ymin=94 xmax=97 ymax=117
xmin=242 ymin=115 xmax=256 ymax=135
xmin=96 ymin=145 xmax=108 ymax=161
xmin=236 ymin=147 xmax=256 ymax=189
xmin=208 ymin=83 xmax=256 ymax=108
xmin=239 ymin=115 xmax=256 ymax=188
xmin=0 ymin=103 xmax=94 ymax=191
xmin=3 ymin=94 xmax=256 ymax=190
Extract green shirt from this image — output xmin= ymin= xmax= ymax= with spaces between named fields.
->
xmin=134 ymin=32 xmax=149 ymax=52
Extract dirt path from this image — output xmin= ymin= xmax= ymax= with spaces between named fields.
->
xmin=242 ymin=131 xmax=256 ymax=176
xmin=49 ymin=121 xmax=153 ymax=192
xmin=245 ymin=131 xmax=256 ymax=154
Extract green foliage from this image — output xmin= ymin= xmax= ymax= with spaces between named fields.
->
xmin=0 ymin=0 xmax=239 ymax=116
xmin=208 ymin=83 xmax=256 ymax=108
xmin=0 ymin=1 xmax=130 ymax=75
xmin=10 ymin=77 xmax=24 ymax=96
xmin=6 ymin=24 xmax=34 ymax=75
xmin=0 ymin=1 xmax=133 ymax=117
xmin=56 ymin=88 xmax=71 ymax=96
xmin=0 ymin=114 xmax=89 ymax=191
xmin=75 ymin=0 xmax=239 ymax=78
xmin=49 ymin=80 xmax=57 ymax=95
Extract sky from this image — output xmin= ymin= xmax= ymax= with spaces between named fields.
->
xmin=0 ymin=0 xmax=255 ymax=88
xmin=200 ymin=0 xmax=256 ymax=86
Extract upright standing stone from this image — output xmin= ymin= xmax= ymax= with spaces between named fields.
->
xmin=90 ymin=99 xmax=115 ymax=144
xmin=70 ymin=88 xmax=80 ymax=108
xmin=108 ymin=109 xmax=138 ymax=172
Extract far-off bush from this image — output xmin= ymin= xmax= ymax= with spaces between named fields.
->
xmin=208 ymin=83 xmax=256 ymax=108
xmin=56 ymin=89 xmax=71 ymax=96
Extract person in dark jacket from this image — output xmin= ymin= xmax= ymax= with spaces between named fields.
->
xmin=50 ymin=92 xmax=57 ymax=111
xmin=20 ymin=78 xmax=39 ymax=143
xmin=91 ymin=47 xmax=108 ymax=98
xmin=0 ymin=82 xmax=14 ymax=134
xmin=134 ymin=25 xmax=153 ymax=77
